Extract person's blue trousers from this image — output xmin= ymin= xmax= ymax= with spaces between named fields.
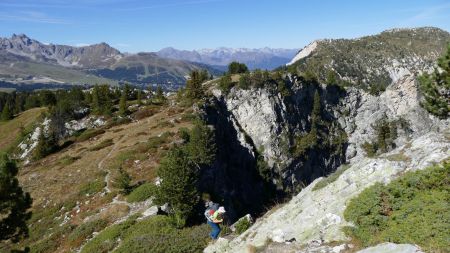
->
xmin=207 ymin=221 xmax=221 ymax=239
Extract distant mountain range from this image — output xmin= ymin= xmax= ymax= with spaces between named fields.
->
xmin=156 ymin=47 xmax=298 ymax=70
xmin=0 ymin=34 xmax=299 ymax=90
xmin=0 ymin=34 xmax=221 ymax=90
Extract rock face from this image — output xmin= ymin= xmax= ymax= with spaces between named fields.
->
xmin=204 ymin=130 xmax=449 ymax=253
xmin=201 ymin=70 xmax=445 ymax=213
xmin=202 ymin=27 xmax=450 ymax=252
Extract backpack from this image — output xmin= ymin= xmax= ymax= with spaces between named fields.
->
xmin=204 ymin=202 xmax=219 ymax=221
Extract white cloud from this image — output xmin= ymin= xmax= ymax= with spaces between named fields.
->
xmin=0 ymin=10 xmax=69 ymax=24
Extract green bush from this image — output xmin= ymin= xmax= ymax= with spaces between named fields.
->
xmin=59 ymin=155 xmax=81 ymax=166
xmin=343 ymin=162 xmax=450 ymax=252
xmin=361 ymin=119 xmax=399 ymax=157
xmin=127 ymin=183 xmax=156 ymax=203
xmin=89 ymin=138 xmax=114 ymax=151
xmin=234 ymin=217 xmax=252 ymax=235
xmin=78 ymin=179 xmax=106 ymax=196
xmin=76 ymin=128 xmax=105 ymax=142
xmin=113 ymin=216 xmax=209 ymax=253
xmin=218 ymin=74 xmax=233 ymax=94
xmin=81 ymin=216 xmax=138 ymax=253
xmin=81 ymin=215 xmax=208 ymax=253
xmin=112 ymin=167 xmax=131 ymax=194
xmin=228 ymin=62 xmax=249 ymax=74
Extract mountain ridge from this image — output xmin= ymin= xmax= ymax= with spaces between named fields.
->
xmin=0 ymin=34 xmax=223 ymax=88
xmin=157 ymin=46 xmax=298 ymax=70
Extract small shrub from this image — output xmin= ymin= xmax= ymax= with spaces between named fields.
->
xmin=67 ymin=219 xmax=108 ymax=247
xmin=76 ymin=128 xmax=105 ymax=142
xmin=59 ymin=155 xmax=81 ymax=166
xmin=113 ymin=216 xmax=209 ymax=253
xmin=133 ymin=107 xmax=157 ymax=120
xmin=106 ymin=117 xmax=132 ymax=128
xmin=361 ymin=141 xmax=377 ymax=157
xmin=80 ymin=216 xmax=138 ymax=253
xmin=218 ymin=74 xmax=234 ymax=94
xmin=234 ymin=217 xmax=252 ymax=235
xmin=127 ymin=183 xmax=156 ymax=203
xmin=89 ymin=138 xmax=114 ymax=151
xmin=112 ymin=167 xmax=131 ymax=193
xmin=78 ymin=179 xmax=106 ymax=196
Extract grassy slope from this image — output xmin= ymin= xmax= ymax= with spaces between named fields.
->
xmin=0 ymin=61 xmax=118 ymax=86
xmin=0 ymin=107 xmax=46 ymax=152
xmin=0 ymin=101 xmax=195 ymax=252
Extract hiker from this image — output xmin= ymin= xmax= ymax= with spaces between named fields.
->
xmin=205 ymin=201 xmax=226 ymax=240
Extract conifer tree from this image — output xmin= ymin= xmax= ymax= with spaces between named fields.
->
xmin=1 ymin=103 xmax=13 ymax=121
xmin=185 ymin=70 xmax=208 ymax=100
xmin=119 ymin=85 xmax=128 ymax=116
xmin=0 ymin=154 xmax=32 ymax=243
xmin=153 ymin=86 xmax=166 ymax=104
xmin=156 ymin=147 xmax=198 ymax=227
xmin=91 ymin=85 xmax=100 ymax=114
xmin=137 ymin=89 xmax=143 ymax=105
xmin=419 ymin=43 xmax=450 ymax=118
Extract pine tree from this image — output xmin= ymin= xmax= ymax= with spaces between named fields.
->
xmin=186 ymin=120 xmax=216 ymax=166
xmin=119 ymin=85 xmax=128 ymax=116
xmin=185 ymin=70 xmax=207 ymax=100
xmin=228 ymin=62 xmax=249 ymax=74
xmin=419 ymin=44 xmax=450 ymax=118
xmin=156 ymin=147 xmax=199 ymax=227
xmin=33 ymin=130 xmax=57 ymax=160
xmin=311 ymin=90 xmax=321 ymax=131
xmin=0 ymin=154 xmax=32 ymax=243
xmin=1 ymin=103 xmax=13 ymax=121
xmin=137 ymin=89 xmax=143 ymax=106
xmin=91 ymin=85 xmax=100 ymax=114
xmin=153 ymin=86 xmax=166 ymax=104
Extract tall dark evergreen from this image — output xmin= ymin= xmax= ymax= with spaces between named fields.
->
xmin=0 ymin=154 xmax=32 ymax=243
xmin=119 ymin=85 xmax=128 ymax=116
xmin=155 ymin=120 xmax=216 ymax=227
xmin=156 ymin=147 xmax=199 ymax=227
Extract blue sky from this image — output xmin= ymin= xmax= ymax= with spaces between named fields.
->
xmin=0 ymin=0 xmax=449 ymax=52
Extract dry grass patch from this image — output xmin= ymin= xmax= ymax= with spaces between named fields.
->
xmin=0 ymin=107 xmax=46 ymax=152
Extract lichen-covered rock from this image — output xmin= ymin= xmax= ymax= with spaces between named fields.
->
xmin=356 ymin=243 xmax=424 ymax=253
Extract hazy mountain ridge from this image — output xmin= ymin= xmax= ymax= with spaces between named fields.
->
xmin=0 ymin=34 xmax=221 ymax=88
xmin=157 ymin=47 xmax=298 ymax=70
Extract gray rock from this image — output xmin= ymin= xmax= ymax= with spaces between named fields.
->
xmin=356 ymin=243 xmax=424 ymax=253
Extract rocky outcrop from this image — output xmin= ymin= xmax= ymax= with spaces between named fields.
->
xmin=288 ymin=27 xmax=450 ymax=88
xmin=356 ymin=243 xmax=424 ymax=253
xmin=204 ymin=129 xmax=449 ymax=253
xmin=337 ymin=75 xmax=446 ymax=161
